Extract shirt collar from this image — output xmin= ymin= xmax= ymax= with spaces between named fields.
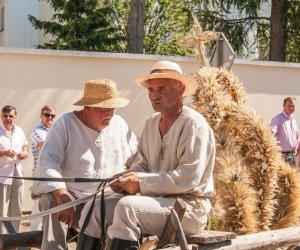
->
xmin=0 ymin=123 xmax=16 ymax=134
xmin=282 ymin=111 xmax=294 ymax=120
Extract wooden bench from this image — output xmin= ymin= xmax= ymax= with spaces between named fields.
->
xmin=0 ymin=225 xmax=77 ymax=249
xmin=140 ymin=198 xmax=236 ymax=250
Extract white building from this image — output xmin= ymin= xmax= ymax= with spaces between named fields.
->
xmin=0 ymin=0 xmax=52 ymax=48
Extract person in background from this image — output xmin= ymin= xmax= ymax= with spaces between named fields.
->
xmin=271 ymin=96 xmax=300 ymax=167
xmin=30 ymin=105 xmax=56 ymax=231
xmin=0 ymin=105 xmax=28 ymax=233
xmin=31 ymin=79 xmax=138 ymax=250
xmin=80 ymin=61 xmax=216 ymax=250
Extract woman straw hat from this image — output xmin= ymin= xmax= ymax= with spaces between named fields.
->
xmin=135 ymin=61 xmax=198 ymax=96
xmin=73 ymin=79 xmax=129 ymax=108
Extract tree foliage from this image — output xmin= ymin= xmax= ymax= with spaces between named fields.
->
xmin=29 ymin=0 xmax=300 ymax=62
xmin=103 ymin=0 xmax=195 ymax=55
xmin=193 ymin=0 xmax=300 ymax=62
xmin=28 ymin=0 xmax=126 ymax=51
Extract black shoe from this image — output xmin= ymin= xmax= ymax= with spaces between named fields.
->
xmin=76 ymin=233 xmax=102 ymax=250
xmin=107 ymin=238 xmax=138 ymax=250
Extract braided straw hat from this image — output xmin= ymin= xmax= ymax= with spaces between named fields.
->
xmin=135 ymin=61 xmax=198 ymax=96
xmin=73 ymin=79 xmax=129 ymax=108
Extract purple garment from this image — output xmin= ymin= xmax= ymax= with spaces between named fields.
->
xmin=270 ymin=112 xmax=300 ymax=152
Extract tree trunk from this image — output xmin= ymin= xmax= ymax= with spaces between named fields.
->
xmin=128 ymin=0 xmax=145 ymax=54
xmin=269 ymin=0 xmax=288 ymax=61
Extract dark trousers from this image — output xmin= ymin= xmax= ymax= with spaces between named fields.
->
xmin=282 ymin=151 xmax=296 ymax=166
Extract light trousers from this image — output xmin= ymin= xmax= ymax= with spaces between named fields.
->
xmin=39 ymin=192 xmax=83 ymax=250
xmin=31 ymin=199 xmax=42 ymax=231
xmin=0 ymin=176 xmax=23 ymax=233
xmin=80 ymin=194 xmax=211 ymax=241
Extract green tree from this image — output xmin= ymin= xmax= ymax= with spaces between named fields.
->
xmin=28 ymin=0 xmax=126 ymax=52
xmin=29 ymin=0 xmax=300 ymax=62
xmin=193 ymin=0 xmax=300 ymax=62
xmin=103 ymin=0 xmax=195 ymax=56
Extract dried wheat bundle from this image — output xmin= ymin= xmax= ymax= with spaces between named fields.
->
xmin=214 ymin=140 xmax=259 ymax=234
xmin=216 ymin=68 xmax=246 ymax=105
xmin=271 ymin=162 xmax=300 ymax=229
xmin=191 ymin=66 xmax=247 ymax=130
xmin=186 ymin=15 xmax=300 ymax=234
xmin=191 ymin=69 xmax=226 ymax=130
xmin=223 ymin=104 xmax=280 ymax=230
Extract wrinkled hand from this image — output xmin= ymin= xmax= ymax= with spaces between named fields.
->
xmin=16 ymin=151 xmax=28 ymax=160
xmin=110 ymin=173 xmax=125 ymax=194
xmin=112 ymin=172 xmax=140 ymax=194
xmin=52 ymin=189 xmax=78 ymax=228
xmin=2 ymin=149 xmax=17 ymax=159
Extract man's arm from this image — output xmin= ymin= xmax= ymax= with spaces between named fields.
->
xmin=52 ymin=188 xmax=78 ymax=228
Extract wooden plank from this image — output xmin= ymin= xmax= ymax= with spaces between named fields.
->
xmin=186 ymin=230 xmax=236 ymax=244
xmin=139 ymin=236 xmax=158 ymax=250
xmin=156 ymin=198 xmax=186 ymax=248
xmin=157 ymin=227 xmax=300 ymax=249
xmin=0 ymin=230 xmax=43 ymax=249
xmin=170 ymin=209 xmax=189 ymax=250
xmin=2 ymin=221 xmax=26 ymax=250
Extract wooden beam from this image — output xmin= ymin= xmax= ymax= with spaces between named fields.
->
xmin=170 ymin=209 xmax=189 ymax=250
xmin=186 ymin=230 xmax=236 ymax=244
xmin=157 ymin=226 xmax=300 ymax=250
xmin=156 ymin=198 xmax=186 ymax=248
xmin=0 ymin=230 xmax=43 ymax=249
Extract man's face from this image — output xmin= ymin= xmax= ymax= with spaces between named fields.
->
xmin=1 ymin=110 xmax=16 ymax=130
xmin=87 ymin=107 xmax=115 ymax=129
xmin=40 ymin=109 xmax=56 ymax=128
xmin=147 ymin=78 xmax=184 ymax=113
xmin=283 ymin=100 xmax=295 ymax=116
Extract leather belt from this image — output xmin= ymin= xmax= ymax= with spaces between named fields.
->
xmin=282 ymin=151 xmax=295 ymax=154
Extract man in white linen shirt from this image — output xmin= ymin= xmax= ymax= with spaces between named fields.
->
xmin=80 ymin=61 xmax=216 ymax=250
xmin=0 ymin=105 xmax=29 ymax=233
xmin=31 ymin=79 xmax=138 ymax=250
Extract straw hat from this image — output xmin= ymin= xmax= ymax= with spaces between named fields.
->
xmin=73 ymin=79 xmax=129 ymax=108
xmin=135 ymin=61 xmax=198 ymax=96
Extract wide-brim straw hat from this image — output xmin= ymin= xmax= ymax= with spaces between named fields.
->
xmin=73 ymin=79 xmax=129 ymax=108
xmin=135 ymin=61 xmax=198 ymax=96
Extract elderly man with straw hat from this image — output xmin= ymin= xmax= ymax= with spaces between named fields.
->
xmin=31 ymin=79 xmax=138 ymax=250
xmin=80 ymin=61 xmax=216 ymax=250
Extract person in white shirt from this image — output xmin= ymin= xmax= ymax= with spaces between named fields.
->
xmin=80 ymin=61 xmax=216 ymax=250
xmin=31 ymin=79 xmax=138 ymax=250
xmin=0 ymin=105 xmax=28 ymax=233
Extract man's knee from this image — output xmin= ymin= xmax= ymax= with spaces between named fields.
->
xmin=114 ymin=196 xmax=136 ymax=217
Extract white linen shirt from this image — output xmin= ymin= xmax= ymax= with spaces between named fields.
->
xmin=130 ymin=106 xmax=215 ymax=197
xmin=0 ymin=123 xmax=28 ymax=185
xmin=32 ymin=112 xmax=138 ymax=198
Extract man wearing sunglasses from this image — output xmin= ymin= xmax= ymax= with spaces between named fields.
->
xmin=30 ymin=105 xmax=56 ymax=230
xmin=0 ymin=105 xmax=28 ymax=233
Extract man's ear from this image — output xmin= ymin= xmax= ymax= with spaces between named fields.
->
xmin=178 ymin=84 xmax=185 ymax=96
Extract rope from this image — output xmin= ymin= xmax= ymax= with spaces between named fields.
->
xmin=0 ymin=179 xmax=117 ymax=221
xmin=0 ymin=175 xmax=113 ymax=183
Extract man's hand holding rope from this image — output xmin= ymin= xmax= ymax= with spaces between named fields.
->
xmin=52 ymin=188 xmax=78 ymax=228
xmin=110 ymin=172 xmax=140 ymax=194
